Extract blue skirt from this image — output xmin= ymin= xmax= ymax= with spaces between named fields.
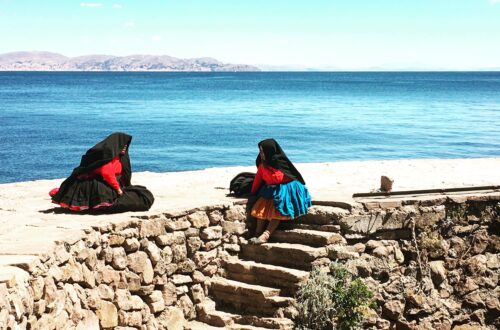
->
xmin=257 ymin=180 xmax=312 ymax=219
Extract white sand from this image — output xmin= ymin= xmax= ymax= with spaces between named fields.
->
xmin=0 ymin=158 xmax=499 ymax=257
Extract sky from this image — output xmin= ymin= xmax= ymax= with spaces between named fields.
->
xmin=1 ymin=0 xmax=500 ymax=70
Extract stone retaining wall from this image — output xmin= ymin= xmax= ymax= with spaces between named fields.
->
xmin=0 ymin=202 xmax=249 ymax=330
xmin=333 ymin=193 xmax=499 ymax=329
xmin=1 ymin=192 xmax=499 ymax=329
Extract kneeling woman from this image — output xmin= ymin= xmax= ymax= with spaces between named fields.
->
xmin=249 ymin=139 xmax=312 ymax=244
xmin=50 ymin=132 xmax=153 ymax=213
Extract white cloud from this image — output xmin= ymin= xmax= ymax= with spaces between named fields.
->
xmin=124 ymin=22 xmax=135 ymax=28
xmin=80 ymin=3 xmax=102 ymax=8
xmin=151 ymin=35 xmax=162 ymax=41
xmin=490 ymin=0 xmax=500 ymax=4
xmin=112 ymin=4 xmax=122 ymax=9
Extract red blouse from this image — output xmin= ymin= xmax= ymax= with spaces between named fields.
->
xmin=91 ymin=156 xmax=123 ymax=191
xmin=251 ymin=164 xmax=292 ymax=194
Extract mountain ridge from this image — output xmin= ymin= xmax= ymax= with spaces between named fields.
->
xmin=0 ymin=51 xmax=260 ymax=72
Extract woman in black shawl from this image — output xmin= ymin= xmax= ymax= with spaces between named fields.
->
xmin=249 ymin=139 xmax=312 ymax=244
xmin=50 ymin=132 xmax=135 ymax=211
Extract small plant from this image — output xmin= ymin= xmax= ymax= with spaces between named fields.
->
xmin=295 ymin=263 xmax=375 ymax=330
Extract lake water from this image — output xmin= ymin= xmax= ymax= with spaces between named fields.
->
xmin=0 ymin=71 xmax=499 ymax=183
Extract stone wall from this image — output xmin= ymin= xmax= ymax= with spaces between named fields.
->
xmin=332 ymin=194 xmax=499 ymax=329
xmin=0 ymin=202 xmax=249 ymax=330
xmin=1 ymin=192 xmax=499 ymax=329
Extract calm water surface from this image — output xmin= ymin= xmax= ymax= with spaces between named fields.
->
xmin=0 ymin=72 xmax=499 ymax=183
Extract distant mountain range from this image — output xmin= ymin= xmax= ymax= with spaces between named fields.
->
xmin=0 ymin=51 xmax=260 ymax=72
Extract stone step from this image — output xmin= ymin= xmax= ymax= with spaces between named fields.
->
xmin=241 ymin=242 xmax=328 ymax=270
xmin=270 ymin=229 xmax=346 ymax=247
xmin=195 ymin=297 xmax=295 ymax=329
xmin=295 ymin=205 xmax=350 ymax=225
xmin=209 ymin=277 xmax=294 ymax=317
xmin=281 ymin=222 xmax=341 ymax=233
xmin=225 ymin=259 xmax=309 ymax=296
xmin=185 ymin=321 xmax=225 ymax=330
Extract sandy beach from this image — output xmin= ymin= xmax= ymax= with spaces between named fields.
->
xmin=0 ymin=157 xmax=499 ymax=257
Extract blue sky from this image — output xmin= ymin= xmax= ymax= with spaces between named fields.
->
xmin=1 ymin=0 xmax=500 ymax=69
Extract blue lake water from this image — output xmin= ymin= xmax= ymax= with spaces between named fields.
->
xmin=0 ymin=71 xmax=499 ymax=183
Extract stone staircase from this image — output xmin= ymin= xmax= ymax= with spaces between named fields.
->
xmin=186 ymin=206 xmax=349 ymax=329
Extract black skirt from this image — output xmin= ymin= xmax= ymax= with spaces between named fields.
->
xmin=52 ymin=177 xmax=119 ymax=211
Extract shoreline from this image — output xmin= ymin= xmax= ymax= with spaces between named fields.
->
xmin=2 ymin=156 xmax=500 ymax=186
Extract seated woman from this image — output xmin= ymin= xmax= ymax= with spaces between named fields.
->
xmin=249 ymin=138 xmax=312 ymax=244
xmin=50 ymin=132 xmax=153 ymax=213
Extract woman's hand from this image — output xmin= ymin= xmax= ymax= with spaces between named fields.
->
xmin=117 ymin=188 xmax=123 ymax=196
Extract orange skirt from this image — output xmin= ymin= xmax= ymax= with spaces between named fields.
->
xmin=251 ymin=197 xmax=292 ymax=221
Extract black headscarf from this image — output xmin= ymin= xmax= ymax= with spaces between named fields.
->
xmin=255 ymin=138 xmax=305 ymax=185
xmin=70 ymin=132 xmax=132 ymax=186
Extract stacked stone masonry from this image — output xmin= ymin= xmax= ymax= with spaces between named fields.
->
xmin=1 ymin=191 xmax=499 ymax=330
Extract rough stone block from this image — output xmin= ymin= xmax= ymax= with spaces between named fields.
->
xmin=200 ymin=226 xmax=222 ymax=240
xmin=139 ymin=220 xmax=166 ymax=238
xmin=224 ymin=205 xmax=246 ymax=222
xmin=221 ymin=221 xmax=246 ymax=235
xmin=97 ymin=300 xmax=118 ymax=328
xmin=187 ymin=211 xmax=210 ymax=229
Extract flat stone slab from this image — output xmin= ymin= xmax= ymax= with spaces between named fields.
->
xmin=271 ymin=229 xmax=346 ymax=247
xmin=241 ymin=243 xmax=328 ymax=270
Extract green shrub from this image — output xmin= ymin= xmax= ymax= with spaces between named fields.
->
xmin=295 ymin=263 xmax=374 ymax=330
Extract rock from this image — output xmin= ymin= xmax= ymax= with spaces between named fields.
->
xmin=75 ymin=310 xmax=99 ymax=330
xmin=139 ymin=220 xmax=166 ymax=238
xmin=380 ymin=175 xmax=394 ymax=192
xmin=149 ymin=299 xmax=166 ymax=314
xmin=172 ymin=244 xmax=188 ymax=262
xmin=165 ymin=219 xmax=191 ymax=232
xmin=457 ymin=278 xmax=479 ymax=296
xmin=171 ymin=275 xmax=192 ymax=285
xmin=118 ymin=310 xmax=142 ymax=327
xmin=162 ymin=282 xmax=177 ymax=306
xmin=108 ymin=234 xmax=126 ymax=246
xmin=192 ymin=271 xmax=206 ymax=284
xmin=187 ymin=211 xmax=210 ymax=228
xmin=115 ymin=290 xmax=144 ymax=311
xmin=155 ymin=235 xmax=175 ymax=246
xmin=328 ymin=245 xmax=359 ymax=260
xmin=486 ymin=253 xmax=499 ymax=269
xmin=177 ymin=260 xmax=196 ymax=273
xmin=158 ymin=306 xmax=185 ymax=330
xmin=112 ymin=247 xmax=128 ymax=270
xmin=190 ymin=284 xmax=205 ymax=304
xmin=429 ymin=260 xmax=447 ymax=286
xmin=125 ymin=272 xmax=141 ymax=292
xmin=178 ymin=295 xmax=195 ymax=319
xmin=203 ymin=240 xmax=222 ymax=251
xmin=127 ymin=252 xmax=154 ymax=284
xmin=187 ymin=237 xmax=203 ymax=255
xmin=221 ymin=221 xmax=246 ymax=235
xmin=340 ymin=213 xmax=385 ymax=234
xmin=97 ymin=284 xmax=114 ymax=301
xmin=123 ymin=238 xmax=140 ymax=252
xmin=382 ymin=300 xmax=404 ymax=321
xmin=373 ymin=246 xmax=390 ymax=258
xmin=225 ymin=205 xmax=246 ymax=222
xmin=96 ymin=300 xmax=118 ymax=328
xmin=54 ymin=244 xmax=71 ymax=265
xmin=31 ymin=276 xmax=45 ymax=301
xmin=366 ymin=240 xmax=384 ymax=250
xmin=193 ymin=250 xmax=218 ymax=268
xmin=208 ymin=210 xmax=224 ymax=225
xmin=143 ymin=241 xmax=162 ymax=265
xmin=200 ymin=226 xmax=223 ymax=240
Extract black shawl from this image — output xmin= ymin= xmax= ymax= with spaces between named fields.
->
xmin=255 ymin=138 xmax=305 ymax=185
xmin=70 ymin=132 xmax=132 ymax=186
